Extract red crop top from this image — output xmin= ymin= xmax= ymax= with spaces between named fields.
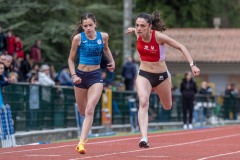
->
xmin=136 ymin=30 xmax=165 ymax=62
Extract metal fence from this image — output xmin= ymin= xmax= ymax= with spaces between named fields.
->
xmin=2 ymin=83 xmax=240 ymax=131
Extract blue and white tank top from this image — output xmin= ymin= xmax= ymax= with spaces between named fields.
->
xmin=78 ymin=31 xmax=104 ymax=65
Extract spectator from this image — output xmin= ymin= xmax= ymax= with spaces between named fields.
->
xmin=194 ymin=81 xmax=212 ymax=124
xmin=38 ymin=64 xmax=55 ymax=129
xmin=49 ymin=64 xmax=57 ymax=81
xmin=223 ymin=83 xmax=238 ymax=120
xmin=0 ymin=53 xmax=6 ymax=63
xmin=6 ymin=30 xmax=16 ymax=55
xmin=15 ymin=37 xmax=24 ymax=59
xmin=13 ymin=56 xmax=25 ymax=82
xmin=30 ymin=40 xmax=42 ymax=63
xmin=19 ymin=52 xmax=32 ymax=81
xmin=4 ymin=55 xmax=13 ymax=78
xmin=0 ymin=26 xmax=7 ymax=54
xmin=198 ymin=81 xmax=212 ymax=116
xmin=0 ymin=62 xmax=8 ymax=108
xmin=57 ymin=65 xmax=73 ymax=86
xmin=180 ymin=71 xmax=197 ymax=129
xmin=38 ymin=64 xmax=55 ymax=86
xmin=8 ymin=71 xmax=18 ymax=83
xmin=29 ymin=74 xmax=40 ymax=130
xmin=121 ymin=56 xmax=137 ymax=91
xmin=26 ymin=63 xmax=40 ymax=80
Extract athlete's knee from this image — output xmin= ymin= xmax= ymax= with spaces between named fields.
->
xmin=85 ymin=107 xmax=94 ymax=116
xmin=139 ymin=97 xmax=149 ymax=109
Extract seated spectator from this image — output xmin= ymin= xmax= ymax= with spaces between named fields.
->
xmin=38 ymin=64 xmax=55 ymax=86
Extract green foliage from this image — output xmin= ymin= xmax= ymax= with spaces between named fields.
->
xmin=134 ymin=0 xmax=240 ymax=28
xmin=0 ymin=0 xmax=79 ymax=63
xmin=211 ymin=0 xmax=240 ymax=27
xmin=0 ymin=0 xmax=122 ymax=63
xmin=0 ymin=0 xmax=239 ymax=65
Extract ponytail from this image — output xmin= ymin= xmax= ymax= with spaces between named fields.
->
xmin=151 ymin=10 xmax=166 ymax=32
xmin=71 ymin=23 xmax=83 ymax=40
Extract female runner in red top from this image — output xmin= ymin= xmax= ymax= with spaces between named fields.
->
xmin=126 ymin=10 xmax=200 ymax=148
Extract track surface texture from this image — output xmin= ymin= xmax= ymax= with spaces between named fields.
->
xmin=0 ymin=125 xmax=240 ymax=160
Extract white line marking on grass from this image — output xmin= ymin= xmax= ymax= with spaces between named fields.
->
xmin=197 ymin=150 xmax=240 ymax=160
xmin=68 ymin=134 xmax=240 ymax=160
xmin=0 ymin=126 xmax=238 ymax=155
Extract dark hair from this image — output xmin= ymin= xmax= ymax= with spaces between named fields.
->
xmin=136 ymin=10 xmax=166 ymax=32
xmin=29 ymin=74 xmax=38 ymax=83
xmin=71 ymin=12 xmax=96 ymax=39
xmin=0 ymin=62 xmax=4 ymax=81
xmin=0 ymin=61 xmax=4 ymax=67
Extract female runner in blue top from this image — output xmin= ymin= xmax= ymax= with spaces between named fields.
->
xmin=68 ymin=12 xmax=115 ymax=154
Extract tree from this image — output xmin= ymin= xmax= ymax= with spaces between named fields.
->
xmin=134 ymin=0 xmax=240 ymax=28
xmin=0 ymin=0 xmax=80 ymax=62
xmin=0 ymin=0 xmax=123 ymax=64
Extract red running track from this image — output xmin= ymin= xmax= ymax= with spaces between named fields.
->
xmin=0 ymin=125 xmax=240 ymax=160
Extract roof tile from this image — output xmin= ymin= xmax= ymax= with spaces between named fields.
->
xmin=165 ymin=29 xmax=240 ymax=63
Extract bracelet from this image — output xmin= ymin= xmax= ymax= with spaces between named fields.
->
xmin=190 ymin=62 xmax=196 ymax=67
xmin=71 ymin=74 xmax=76 ymax=77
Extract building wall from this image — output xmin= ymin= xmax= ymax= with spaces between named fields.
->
xmin=208 ymin=74 xmax=227 ymax=95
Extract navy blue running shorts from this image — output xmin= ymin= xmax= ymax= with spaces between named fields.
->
xmin=74 ymin=68 xmax=103 ymax=89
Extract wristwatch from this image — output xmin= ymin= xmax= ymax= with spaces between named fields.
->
xmin=190 ymin=61 xmax=196 ymax=67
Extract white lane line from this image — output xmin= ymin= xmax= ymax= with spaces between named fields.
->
xmin=68 ymin=134 xmax=240 ymax=160
xmin=26 ymin=154 xmax=61 ymax=157
xmin=137 ymin=155 xmax=170 ymax=158
xmin=0 ymin=126 xmax=238 ymax=155
xmin=197 ymin=150 xmax=240 ymax=160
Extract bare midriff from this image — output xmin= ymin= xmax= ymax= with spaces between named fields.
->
xmin=77 ymin=64 xmax=100 ymax=72
xmin=139 ymin=60 xmax=167 ymax=73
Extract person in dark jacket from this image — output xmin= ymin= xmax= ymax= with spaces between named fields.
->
xmin=121 ymin=56 xmax=137 ymax=91
xmin=180 ymin=71 xmax=197 ymax=129
xmin=223 ymin=83 xmax=238 ymax=120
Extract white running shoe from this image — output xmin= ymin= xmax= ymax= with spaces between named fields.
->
xmin=183 ymin=124 xmax=188 ymax=129
xmin=139 ymin=137 xmax=149 ymax=148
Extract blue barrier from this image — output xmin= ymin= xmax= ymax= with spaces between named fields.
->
xmin=0 ymin=104 xmax=16 ymax=148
